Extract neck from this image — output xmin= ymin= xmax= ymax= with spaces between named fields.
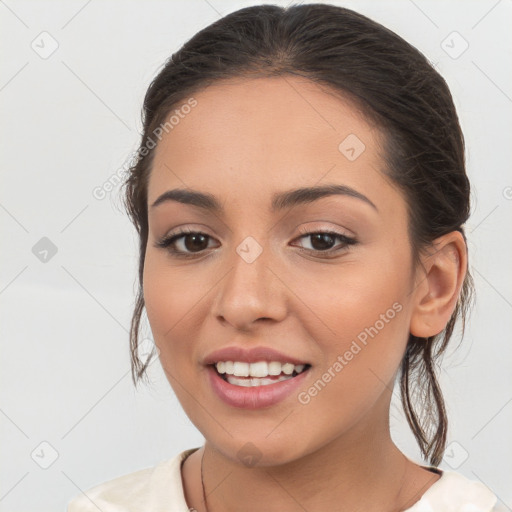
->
xmin=182 ymin=395 xmax=440 ymax=512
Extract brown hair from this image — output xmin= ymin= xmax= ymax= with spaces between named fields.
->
xmin=121 ymin=3 xmax=473 ymax=467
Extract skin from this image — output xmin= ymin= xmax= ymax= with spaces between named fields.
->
xmin=143 ymin=75 xmax=467 ymax=512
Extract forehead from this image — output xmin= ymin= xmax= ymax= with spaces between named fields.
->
xmin=148 ymin=75 xmax=401 ymax=216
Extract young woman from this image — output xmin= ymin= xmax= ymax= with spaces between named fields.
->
xmin=68 ymin=3 xmax=499 ymax=511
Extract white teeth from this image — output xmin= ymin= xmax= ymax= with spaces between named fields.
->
xmin=226 ymin=374 xmax=294 ymax=387
xmin=250 ymin=361 xmax=268 ymax=377
xmin=214 ymin=360 xmax=308 ymax=378
xmin=268 ymin=361 xmax=282 ymax=375
xmin=281 ymin=363 xmax=295 ymax=375
xmin=233 ymin=362 xmax=249 ymax=377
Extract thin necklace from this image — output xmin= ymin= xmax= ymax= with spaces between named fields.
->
xmin=199 ymin=448 xmax=408 ymax=512
xmin=200 ymin=447 xmax=209 ymax=512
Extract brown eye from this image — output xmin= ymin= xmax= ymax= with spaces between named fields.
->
xmin=155 ymin=229 xmax=218 ymax=258
xmin=178 ymin=233 xmax=210 ymax=252
xmin=293 ymin=229 xmax=357 ymax=257
xmin=306 ymin=233 xmax=337 ymax=251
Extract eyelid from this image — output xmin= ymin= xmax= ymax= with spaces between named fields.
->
xmin=161 ymin=224 xmax=215 ymax=239
xmin=296 ymin=221 xmax=356 ymax=238
xmin=158 ymin=223 xmax=354 ymax=245
xmin=155 ymin=224 xmax=358 ymax=260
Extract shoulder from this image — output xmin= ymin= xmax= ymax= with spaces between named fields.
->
xmin=66 ymin=447 xmax=200 ymax=512
xmin=405 ymin=468 xmax=499 ymax=512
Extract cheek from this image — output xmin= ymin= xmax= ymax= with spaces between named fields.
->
xmin=290 ymin=297 xmax=409 ymax=448
xmin=295 ymin=248 xmax=411 ymax=349
xmin=291 ymin=246 xmax=412 ymax=410
xmin=142 ymin=256 xmax=213 ymax=414
xmin=142 ymin=254 xmax=204 ymax=366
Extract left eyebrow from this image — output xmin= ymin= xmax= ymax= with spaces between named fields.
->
xmin=271 ymin=183 xmax=378 ymax=212
xmin=150 ymin=183 xmax=378 ymax=213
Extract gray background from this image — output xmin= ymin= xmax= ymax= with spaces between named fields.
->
xmin=1 ymin=0 xmax=511 ymax=510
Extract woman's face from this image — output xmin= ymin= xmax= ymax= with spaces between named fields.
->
xmin=144 ymin=76 xmax=418 ymax=465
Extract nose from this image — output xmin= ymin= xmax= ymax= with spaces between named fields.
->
xmin=211 ymin=238 xmax=287 ymax=331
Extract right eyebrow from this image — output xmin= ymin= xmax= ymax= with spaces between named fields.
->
xmin=150 ymin=188 xmax=221 ymax=211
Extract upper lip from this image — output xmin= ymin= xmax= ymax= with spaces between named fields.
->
xmin=203 ymin=346 xmax=310 ymax=366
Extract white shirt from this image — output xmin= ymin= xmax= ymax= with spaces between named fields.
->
xmin=67 ymin=447 xmax=499 ymax=511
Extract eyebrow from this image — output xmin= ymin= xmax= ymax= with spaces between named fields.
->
xmin=150 ymin=183 xmax=378 ymax=213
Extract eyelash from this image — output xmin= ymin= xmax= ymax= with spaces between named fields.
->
xmin=154 ymin=227 xmax=357 ymax=260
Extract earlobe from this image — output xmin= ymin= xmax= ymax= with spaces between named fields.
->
xmin=410 ymin=231 xmax=467 ymax=338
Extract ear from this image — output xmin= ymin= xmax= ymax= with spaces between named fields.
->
xmin=410 ymin=231 xmax=467 ymax=338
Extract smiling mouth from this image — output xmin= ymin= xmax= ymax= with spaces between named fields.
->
xmin=209 ymin=362 xmax=312 ymax=387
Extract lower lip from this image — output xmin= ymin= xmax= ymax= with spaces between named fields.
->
xmin=207 ymin=365 xmax=310 ymax=410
